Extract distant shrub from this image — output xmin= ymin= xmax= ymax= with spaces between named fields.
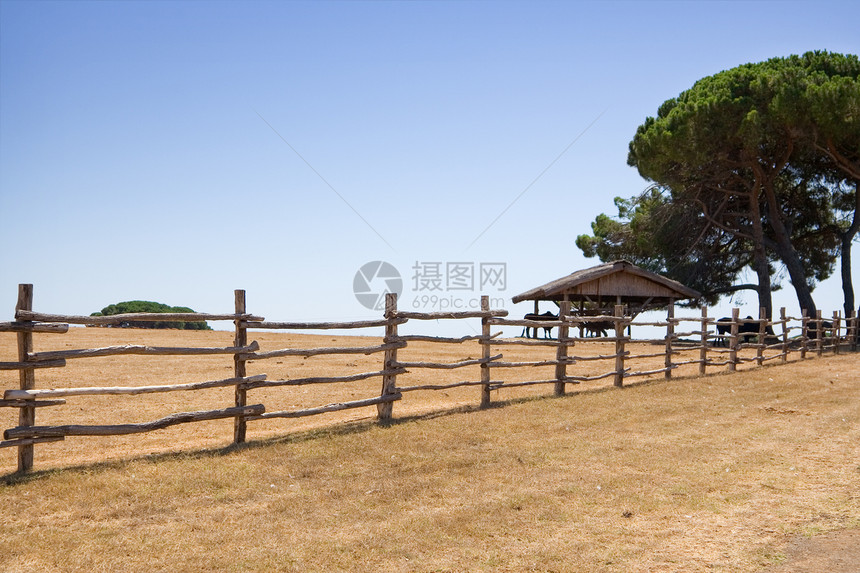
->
xmin=90 ymin=301 xmax=212 ymax=330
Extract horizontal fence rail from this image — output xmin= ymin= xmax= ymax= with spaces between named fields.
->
xmin=14 ymin=310 xmax=265 ymax=325
xmin=4 ymin=405 xmax=266 ymax=439
xmin=1 ymin=284 xmax=857 ymax=473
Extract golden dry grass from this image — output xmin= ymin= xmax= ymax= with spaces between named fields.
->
xmin=0 ymin=327 xmax=812 ymax=470
xmin=1 ymin=328 xmax=858 ymax=572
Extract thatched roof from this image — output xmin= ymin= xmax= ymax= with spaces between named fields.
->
xmin=511 ymin=260 xmax=701 ymax=306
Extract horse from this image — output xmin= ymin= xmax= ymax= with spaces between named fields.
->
xmin=583 ymin=320 xmax=612 ymax=338
xmin=715 ymin=316 xmax=774 ymax=346
xmin=521 ymin=311 xmax=557 ymax=339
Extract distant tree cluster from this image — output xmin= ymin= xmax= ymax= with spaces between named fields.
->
xmin=91 ymin=301 xmax=212 ymax=330
xmin=577 ymin=51 xmax=859 ymax=318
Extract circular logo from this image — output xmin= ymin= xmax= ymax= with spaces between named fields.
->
xmin=353 ymin=261 xmax=403 ymax=310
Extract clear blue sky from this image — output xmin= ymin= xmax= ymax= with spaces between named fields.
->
xmin=1 ymin=0 xmax=858 ymax=334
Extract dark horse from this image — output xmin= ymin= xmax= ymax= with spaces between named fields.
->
xmin=521 ymin=311 xmax=557 ymax=339
xmin=715 ymin=316 xmax=775 ymax=346
xmin=583 ymin=320 xmax=613 ymax=338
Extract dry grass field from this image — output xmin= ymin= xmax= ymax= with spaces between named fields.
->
xmin=0 ymin=328 xmax=858 ymax=572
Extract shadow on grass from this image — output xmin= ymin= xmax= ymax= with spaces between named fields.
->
xmin=0 ymin=385 xmax=630 ymax=486
xmin=0 ymin=357 xmax=822 ymax=485
xmin=0 ymin=404 xmax=467 ymax=485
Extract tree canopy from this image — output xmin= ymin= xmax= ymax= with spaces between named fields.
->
xmin=91 ymin=301 xmax=212 ymax=330
xmin=576 ymin=186 xmax=759 ymax=307
xmin=579 ymin=51 xmax=859 ymax=317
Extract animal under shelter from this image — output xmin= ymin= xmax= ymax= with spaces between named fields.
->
xmin=511 ymin=260 xmax=701 ymax=318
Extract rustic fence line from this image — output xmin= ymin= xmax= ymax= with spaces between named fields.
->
xmin=2 ymin=284 xmax=858 ymax=473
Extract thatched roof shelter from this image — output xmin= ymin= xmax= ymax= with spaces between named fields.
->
xmin=512 ymin=260 xmax=701 ymax=316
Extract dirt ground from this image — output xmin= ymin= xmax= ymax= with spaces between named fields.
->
xmin=1 ymin=328 xmax=858 ymax=571
xmin=766 ymin=529 xmax=860 ymax=572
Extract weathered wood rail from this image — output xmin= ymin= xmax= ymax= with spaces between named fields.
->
xmin=1 ymin=284 xmax=857 ymax=473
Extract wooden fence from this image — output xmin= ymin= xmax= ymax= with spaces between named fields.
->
xmin=2 ymin=284 xmax=857 ymax=473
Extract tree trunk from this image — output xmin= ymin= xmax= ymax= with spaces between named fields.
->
xmin=748 ymin=186 xmax=774 ymax=319
xmin=776 ymin=240 xmax=819 ymax=317
xmin=760 ymin=171 xmax=818 ymax=317
xmin=840 ymin=180 xmax=860 ymax=317
xmin=842 ymin=240 xmax=855 ymax=318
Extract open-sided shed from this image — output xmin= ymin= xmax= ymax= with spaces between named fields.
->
xmin=512 ymin=260 xmax=701 ymax=317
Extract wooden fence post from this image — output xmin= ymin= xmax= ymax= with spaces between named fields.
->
xmin=613 ymin=304 xmax=625 ymax=388
xmin=233 ymin=289 xmax=248 ymax=444
xmin=480 ymin=295 xmax=492 ymax=407
xmin=699 ymin=306 xmax=709 ymax=376
xmin=664 ymin=301 xmax=675 ymax=379
xmin=555 ymin=300 xmax=571 ymax=395
xmin=756 ymin=307 xmax=766 ymax=366
xmin=16 ymin=284 xmax=36 ymax=473
xmin=378 ymin=293 xmax=399 ymax=421
xmin=850 ymin=309 xmax=858 ymax=352
xmin=728 ymin=307 xmax=740 ymax=372
xmin=780 ymin=307 xmax=789 ymax=363
xmin=801 ymin=309 xmax=809 ymax=359
xmin=833 ymin=311 xmax=841 ymax=354
xmin=816 ymin=310 xmax=824 ymax=357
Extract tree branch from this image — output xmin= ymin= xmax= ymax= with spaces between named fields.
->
xmin=821 ymin=138 xmax=860 ymax=180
